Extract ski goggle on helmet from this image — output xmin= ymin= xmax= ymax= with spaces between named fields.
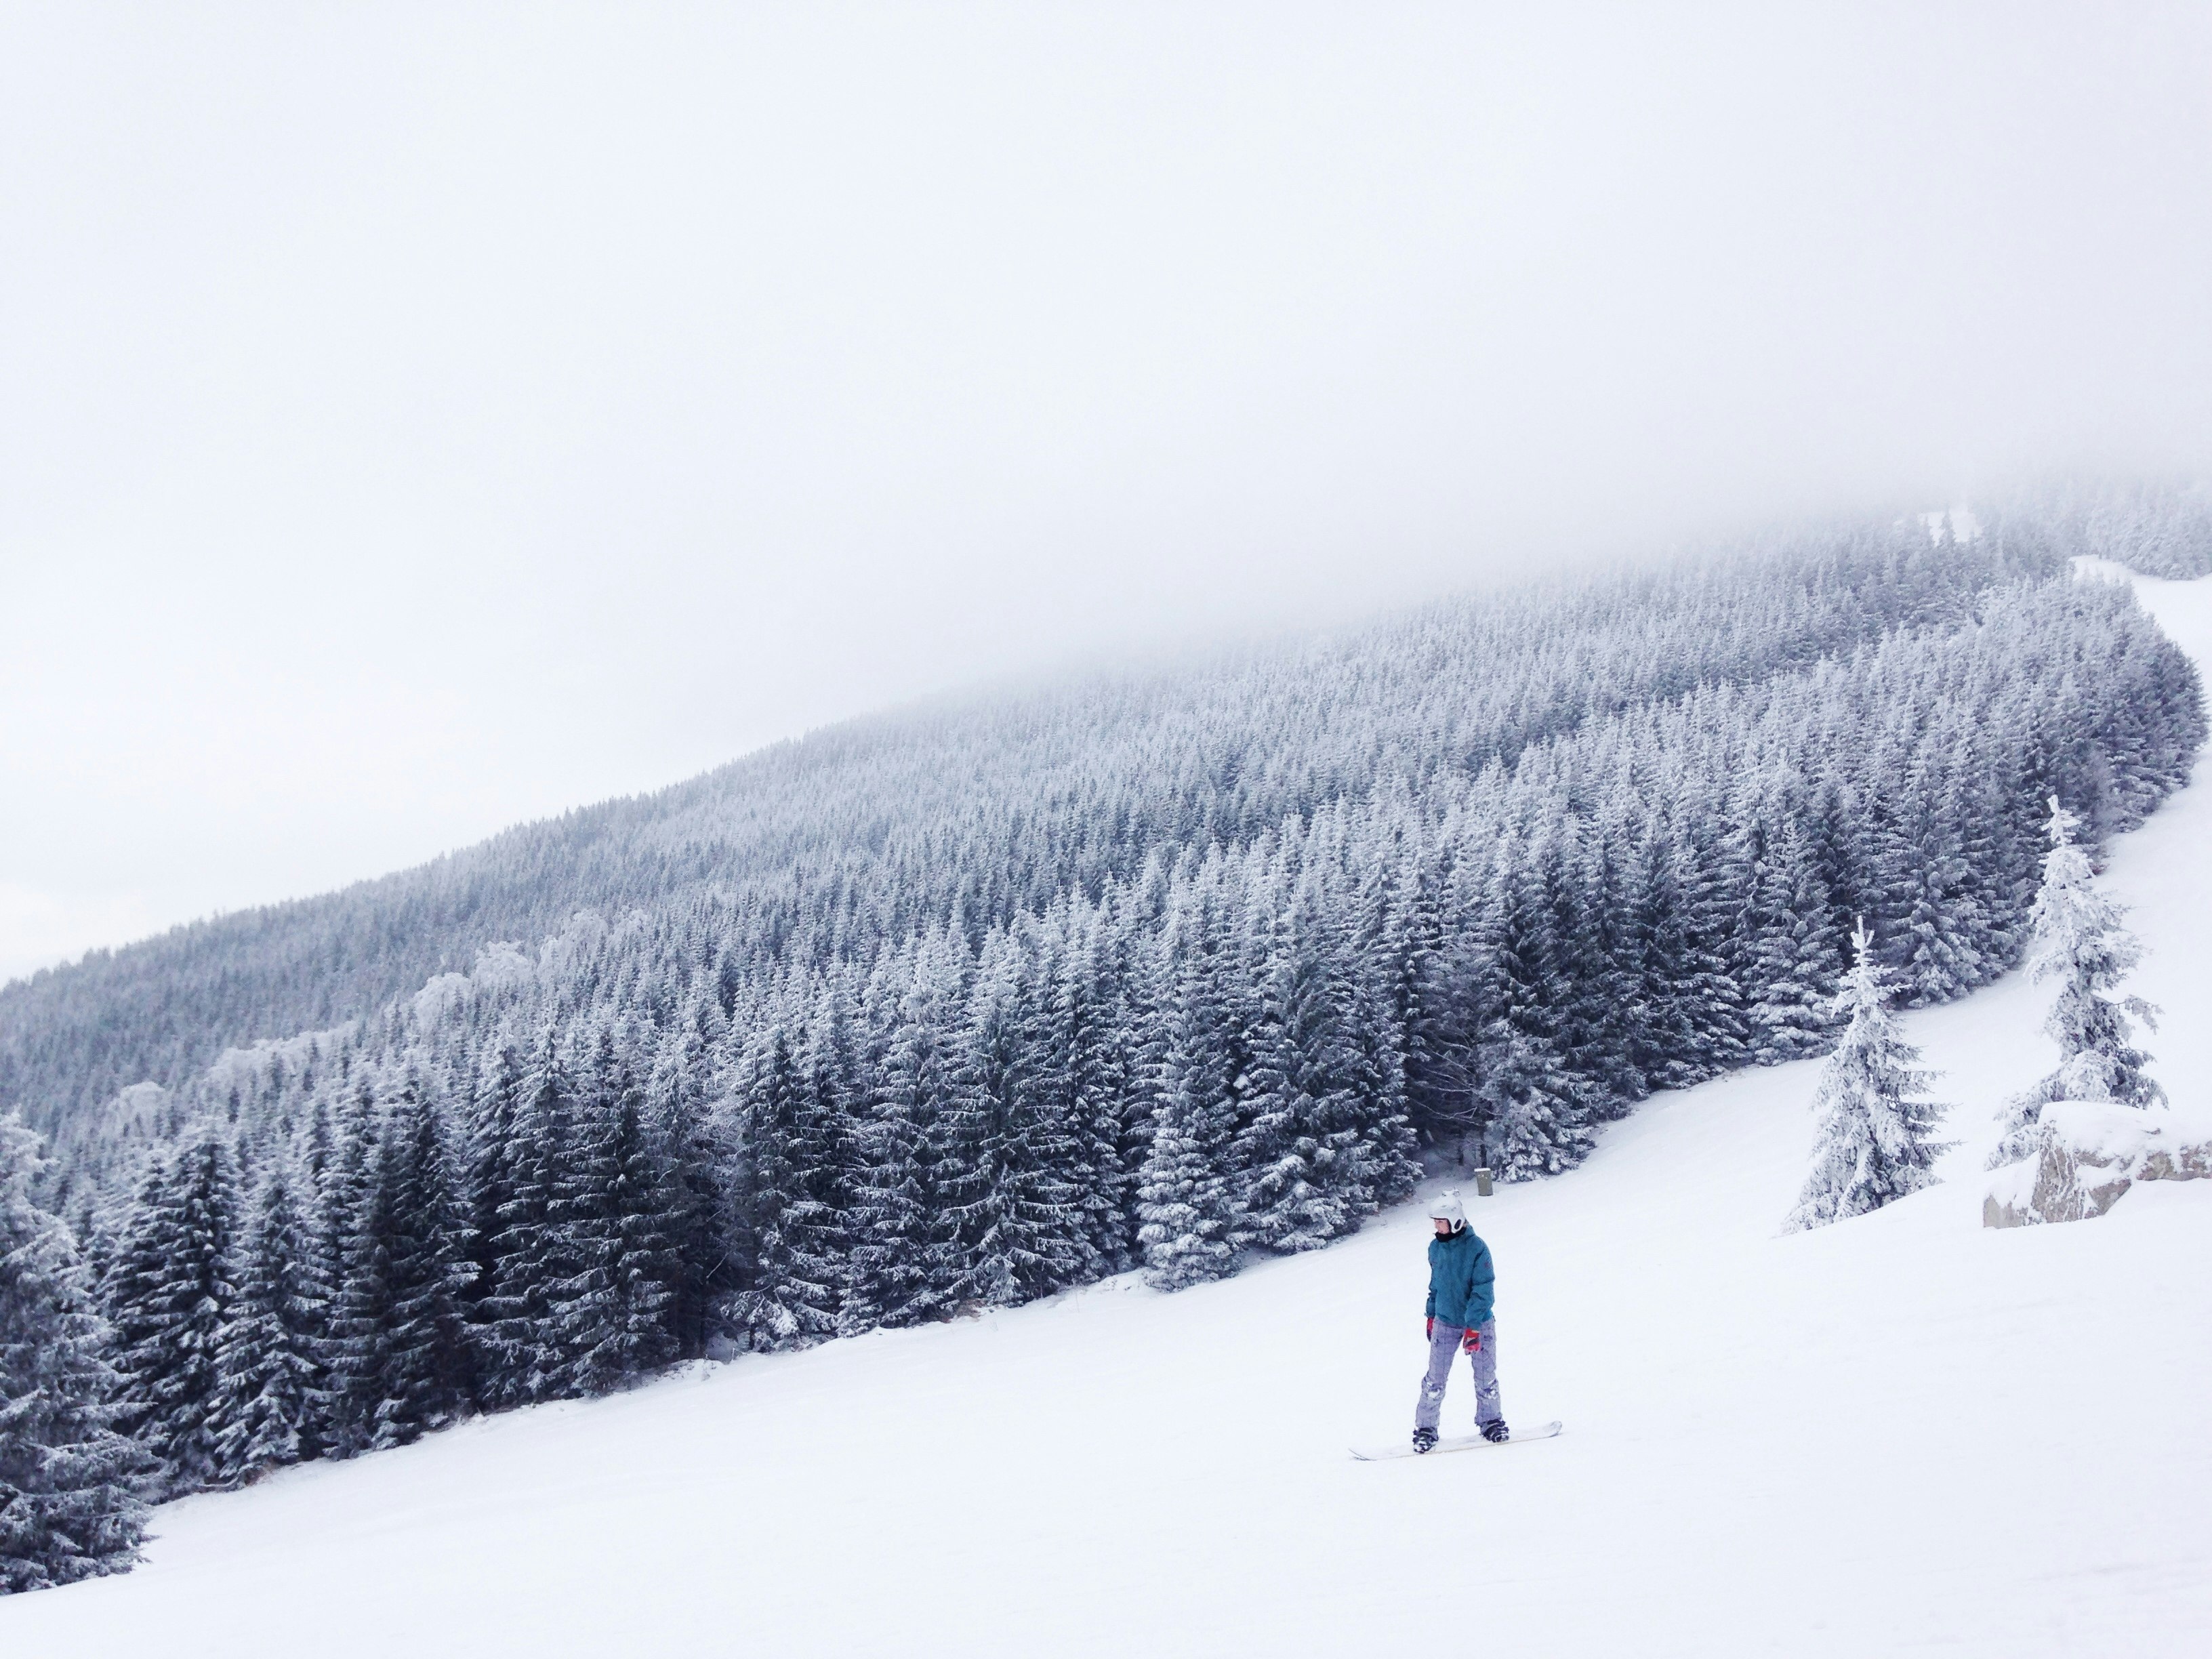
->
xmin=1427 ymin=1192 xmax=1467 ymax=1230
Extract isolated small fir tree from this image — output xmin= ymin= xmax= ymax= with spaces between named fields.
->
xmin=1784 ymin=923 xmax=1950 ymax=1231
xmin=0 ymin=1115 xmax=149 ymax=1595
xmin=1990 ymin=798 xmax=2162 ymax=1167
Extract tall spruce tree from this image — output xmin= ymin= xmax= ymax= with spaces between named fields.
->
xmin=562 ymin=1027 xmax=679 ymax=1391
xmin=1743 ymin=813 xmax=1843 ymax=1062
xmin=733 ymin=1017 xmax=844 ymax=1348
xmin=846 ymin=936 xmax=960 ymax=1328
xmin=1474 ymin=839 xmax=1599 ymax=1181
xmin=1136 ymin=903 xmax=1243 ymax=1290
xmin=1785 ymin=923 xmax=1950 ymax=1231
xmin=1231 ymin=867 xmax=1361 ymax=1253
xmin=371 ymin=1081 xmax=474 ymax=1446
xmin=648 ymin=996 xmax=733 ymax=1357
xmin=483 ymin=1032 xmax=580 ymax=1405
xmin=1990 ymin=798 xmax=2163 ymax=1166
xmin=0 ymin=1115 xmax=148 ymax=1595
xmin=462 ymin=1036 xmax=527 ymax=1385
xmin=105 ymin=1128 xmax=240 ymax=1496
xmin=210 ymin=1164 xmax=326 ymax=1481
xmin=937 ymin=928 xmax=1092 ymax=1307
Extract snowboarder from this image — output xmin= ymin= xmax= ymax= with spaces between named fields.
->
xmin=1414 ymin=1191 xmax=1504 ymax=1453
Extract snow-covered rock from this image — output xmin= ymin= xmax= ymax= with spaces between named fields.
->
xmin=1982 ymin=1100 xmax=2212 ymax=1227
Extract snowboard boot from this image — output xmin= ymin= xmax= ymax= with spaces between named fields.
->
xmin=1412 ymin=1427 xmax=1439 ymax=1454
xmin=1479 ymin=1418 xmax=1509 ymax=1444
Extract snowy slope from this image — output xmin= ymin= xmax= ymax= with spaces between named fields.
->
xmin=8 ymin=573 xmax=2211 ymax=1658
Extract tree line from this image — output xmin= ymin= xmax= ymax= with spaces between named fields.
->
xmin=3 ymin=508 xmax=2205 ymax=1595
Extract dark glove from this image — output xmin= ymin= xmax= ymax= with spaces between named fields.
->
xmin=1462 ymin=1326 xmax=1481 ymax=1355
xmin=1426 ymin=1317 xmax=1434 ymax=1340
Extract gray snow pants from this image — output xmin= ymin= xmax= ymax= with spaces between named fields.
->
xmin=1414 ymin=1318 xmax=1500 ymax=1433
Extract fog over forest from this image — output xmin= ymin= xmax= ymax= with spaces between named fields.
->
xmin=5 ymin=3 xmax=2211 ymax=982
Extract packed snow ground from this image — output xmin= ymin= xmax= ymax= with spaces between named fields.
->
xmin=9 ymin=571 xmax=2212 ymax=1658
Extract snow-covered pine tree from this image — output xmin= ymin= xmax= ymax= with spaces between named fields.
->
xmin=1784 ymin=922 xmax=1950 ymax=1231
xmin=1672 ymin=802 xmax=1753 ymax=1080
xmin=1136 ymin=901 xmax=1242 ymax=1290
xmin=369 ymin=1080 xmax=474 ymax=1446
xmin=1103 ymin=894 xmax=1173 ymax=1237
xmin=1227 ymin=863 xmax=1336 ymax=1254
xmin=300 ymin=1084 xmax=365 ymax=1436
xmin=732 ymin=1014 xmax=844 ymax=1348
xmin=561 ymin=1026 xmax=678 ymax=1391
xmin=0 ymin=1114 xmax=148 ymax=1595
xmin=105 ymin=1128 xmax=240 ymax=1496
xmin=1742 ymin=811 xmax=1843 ymax=1063
xmin=1037 ymin=899 xmax=1139 ymax=1276
xmin=1476 ymin=835 xmax=1599 ymax=1181
xmin=210 ymin=1164 xmax=326 ymax=1482
xmin=648 ymin=994 xmax=733 ymax=1357
xmin=1322 ymin=812 xmax=1424 ymax=1210
xmin=462 ymin=1034 xmax=527 ymax=1375
xmin=1626 ymin=815 xmax=1704 ymax=1092
xmin=482 ymin=1031 xmax=579 ymax=1405
xmin=1230 ymin=859 xmax=1361 ymax=1253
xmin=802 ymin=970 xmax=900 ymax=1342
xmin=319 ymin=1092 xmax=399 ymax=1456
xmin=1990 ymin=797 xmax=2163 ymax=1166
xmin=844 ymin=935 xmax=960 ymax=1328
xmin=1881 ymin=735 xmax=1988 ymax=1004
xmin=1542 ymin=804 xmax=1644 ymax=1109
xmin=936 ymin=926 xmax=1092 ymax=1307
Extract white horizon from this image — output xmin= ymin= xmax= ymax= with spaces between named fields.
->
xmin=5 ymin=2 xmax=2210 ymax=984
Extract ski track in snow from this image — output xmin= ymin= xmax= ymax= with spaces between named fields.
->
xmin=8 ymin=569 xmax=2212 ymax=1657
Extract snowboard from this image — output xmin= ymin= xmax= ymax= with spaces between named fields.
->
xmin=1349 ymin=1420 xmax=1563 ymax=1461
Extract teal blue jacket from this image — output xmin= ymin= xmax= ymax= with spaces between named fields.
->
xmin=1425 ymin=1226 xmax=1494 ymax=1329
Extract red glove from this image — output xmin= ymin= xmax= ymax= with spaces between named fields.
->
xmin=1462 ymin=1327 xmax=1481 ymax=1355
xmin=1426 ymin=1317 xmax=1435 ymax=1340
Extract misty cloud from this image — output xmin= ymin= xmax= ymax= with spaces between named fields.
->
xmin=3 ymin=1 xmax=2209 ymax=979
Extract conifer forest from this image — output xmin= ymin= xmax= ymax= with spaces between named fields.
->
xmin=1 ymin=488 xmax=2206 ymax=1539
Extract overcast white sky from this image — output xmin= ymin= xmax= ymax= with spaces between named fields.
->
xmin=3 ymin=2 xmax=2210 ymax=984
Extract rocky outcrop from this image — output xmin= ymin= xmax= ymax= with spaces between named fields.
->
xmin=1982 ymin=1101 xmax=2212 ymax=1228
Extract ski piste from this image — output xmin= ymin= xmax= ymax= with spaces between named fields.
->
xmin=1350 ymin=1420 xmax=1563 ymax=1461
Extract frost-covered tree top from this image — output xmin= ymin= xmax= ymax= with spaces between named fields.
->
xmin=2022 ymin=801 xmax=2148 ymax=1015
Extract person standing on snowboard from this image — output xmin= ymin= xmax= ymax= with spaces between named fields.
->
xmin=1415 ymin=1191 xmax=1505 ymax=1452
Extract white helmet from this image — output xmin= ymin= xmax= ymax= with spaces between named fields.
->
xmin=1427 ymin=1191 xmax=1467 ymax=1230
